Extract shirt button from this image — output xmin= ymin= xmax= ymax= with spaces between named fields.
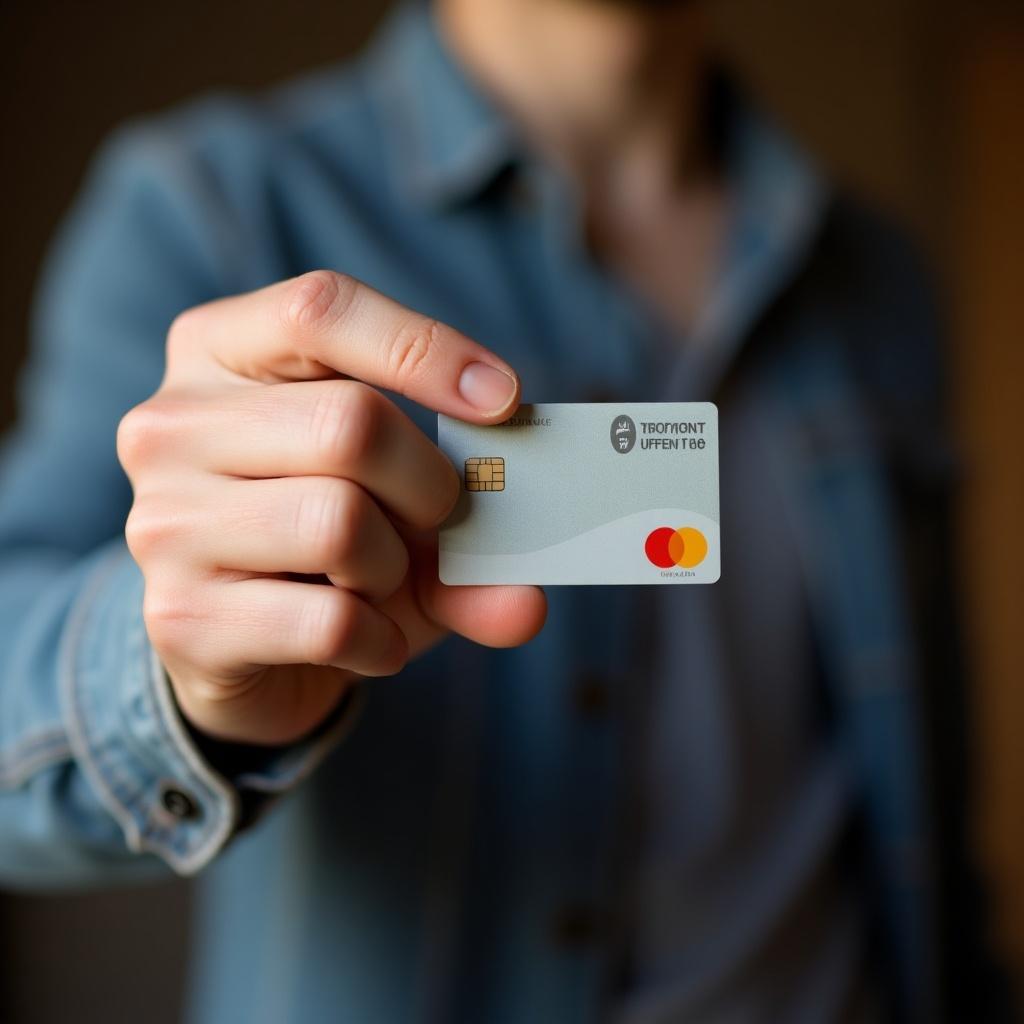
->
xmin=570 ymin=671 xmax=611 ymax=719
xmin=549 ymin=902 xmax=605 ymax=949
xmin=159 ymin=784 xmax=200 ymax=821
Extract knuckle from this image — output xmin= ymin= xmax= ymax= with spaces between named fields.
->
xmin=165 ymin=306 xmax=204 ymax=363
xmin=295 ymin=479 xmax=362 ymax=568
xmin=280 ymin=270 xmax=358 ymax=341
xmin=124 ymin=501 xmax=178 ymax=561
xmin=386 ymin=316 xmax=442 ymax=391
xmin=302 ymin=591 xmax=356 ymax=666
xmin=142 ymin=584 xmax=193 ymax=652
xmin=309 ymin=380 xmax=381 ymax=469
xmin=116 ymin=395 xmax=189 ymax=472
xmin=116 ymin=403 xmax=159 ymax=470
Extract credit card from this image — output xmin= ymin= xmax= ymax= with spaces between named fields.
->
xmin=437 ymin=402 xmax=720 ymax=585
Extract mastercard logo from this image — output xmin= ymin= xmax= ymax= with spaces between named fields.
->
xmin=644 ymin=526 xmax=708 ymax=569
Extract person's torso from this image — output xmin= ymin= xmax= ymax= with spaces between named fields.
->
xmin=171 ymin=8 xmax=884 ymax=1022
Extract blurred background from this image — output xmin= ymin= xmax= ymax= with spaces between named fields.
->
xmin=0 ymin=0 xmax=1020 ymax=1020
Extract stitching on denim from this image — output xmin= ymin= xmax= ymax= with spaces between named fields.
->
xmin=0 ymin=726 xmax=67 ymax=772
xmin=76 ymin=588 xmax=236 ymax=872
xmin=145 ymin=645 xmax=238 ymax=872
xmin=60 ymin=548 xmax=149 ymax=856
xmin=59 ymin=548 xmax=231 ymax=873
xmin=0 ymin=734 xmax=73 ymax=790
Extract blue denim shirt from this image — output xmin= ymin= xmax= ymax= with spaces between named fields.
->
xmin=0 ymin=3 xmax=999 ymax=1022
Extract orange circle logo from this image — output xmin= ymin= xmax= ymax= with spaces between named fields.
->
xmin=644 ymin=526 xmax=708 ymax=569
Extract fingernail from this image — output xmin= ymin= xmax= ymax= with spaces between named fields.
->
xmin=458 ymin=361 xmax=518 ymax=414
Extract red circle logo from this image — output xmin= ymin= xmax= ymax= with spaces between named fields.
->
xmin=644 ymin=526 xmax=708 ymax=569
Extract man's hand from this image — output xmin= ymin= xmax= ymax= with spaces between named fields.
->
xmin=117 ymin=271 xmax=546 ymax=746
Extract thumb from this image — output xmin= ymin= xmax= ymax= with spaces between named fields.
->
xmin=412 ymin=542 xmax=547 ymax=648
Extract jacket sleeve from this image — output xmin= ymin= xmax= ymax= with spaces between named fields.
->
xmin=0 ymin=116 xmax=350 ymax=887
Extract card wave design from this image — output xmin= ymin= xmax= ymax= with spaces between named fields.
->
xmin=440 ymin=507 xmax=720 ymax=585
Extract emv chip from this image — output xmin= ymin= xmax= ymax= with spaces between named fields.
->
xmin=465 ymin=457 xmax=504 ymax=492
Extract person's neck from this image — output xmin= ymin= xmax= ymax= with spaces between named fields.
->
xmin=435 ymin=0 xmax=711 ymax=201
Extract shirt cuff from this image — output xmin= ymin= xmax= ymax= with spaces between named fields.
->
xmin=60 ymin=544 xmax=362 ymax=875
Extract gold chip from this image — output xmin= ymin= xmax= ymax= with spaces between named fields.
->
xmin=465 ymin=456 xmax=505 ymax=492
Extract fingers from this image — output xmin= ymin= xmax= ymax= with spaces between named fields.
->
xmin=167 ymin=270 xmax=520 ymax=422
xmin=119 ymin=270 xmax=543 ymax=750
xmin=146 ymin=576 xmax=408 ymax=680
xmin=150 ymin=476 xmax=410 ymax=603
xmin=125 ymin=381 xmax=460 ymax=529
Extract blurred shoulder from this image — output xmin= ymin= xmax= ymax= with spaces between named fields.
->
xmin=61 ymin=47 xmax=400 ymax=299
xmin=92 ymin=53 xmax=385 ymax=195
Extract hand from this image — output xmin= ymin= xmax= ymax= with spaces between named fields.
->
xmin=117 ymin=271 xmax=547 ymax=745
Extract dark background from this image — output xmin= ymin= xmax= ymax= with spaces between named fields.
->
xmin=1 ymin=1 xmax=1021 ymax=1021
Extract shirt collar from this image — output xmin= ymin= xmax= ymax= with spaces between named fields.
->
xmin=369 ymin=1 xmax=519 ymax=207
xmin=366 ymin=1 xmax=831 ymax=385
xmin=368 ymin=2 xmax=828 ymax=228
xmin=672 ymin=76 xmax=830 ymax=395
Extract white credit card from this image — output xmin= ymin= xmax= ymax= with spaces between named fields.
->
xmin=437 ymin=402 xmax=720 ymax=585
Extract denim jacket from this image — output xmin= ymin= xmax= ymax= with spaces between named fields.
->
xmin=0 ymin=3 xmax=1008 ymax=1021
